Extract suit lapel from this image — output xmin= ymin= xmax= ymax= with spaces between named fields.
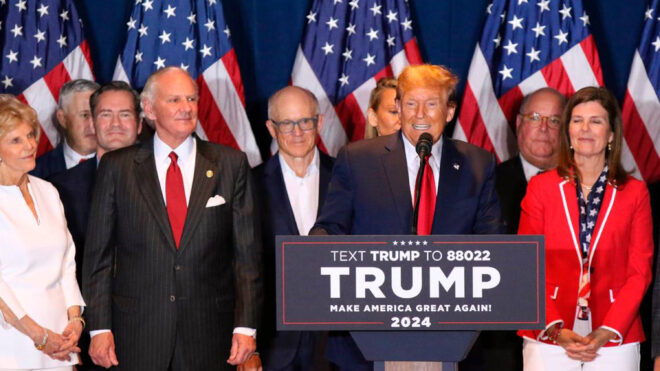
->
xmin=587 ymin=184 xmax=616 ymax=266
xmin=381 ymin=134 xmax=412 ymax=229
xmin=432 ymin=139 xmax=463 ymax=233
xmin=134 ymin=140 xmax=177 ymax=251
xmin=559 ymin=180 xmax=583 ymax=266
xmin=266 ymin=154 xmax=299 ymax=235
xmin=318 ymin=152 xmax=333 ymax=216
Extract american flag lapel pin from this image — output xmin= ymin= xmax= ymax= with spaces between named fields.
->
xmin=453 ymin=163 xmax=460 ymax=170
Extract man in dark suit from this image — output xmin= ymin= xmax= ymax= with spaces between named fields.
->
xmin=32 ymin=79 xmax=99 ymax=179
xmin=312 ymin=65 xmax=502 ymax=370
xmin=253 ymin=86 xmax=334 ymax=371
xmin=82 ymin=67 xmax=261 ymax=370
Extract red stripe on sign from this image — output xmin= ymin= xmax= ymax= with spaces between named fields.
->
xmin=374 ymin=65 xmax=394 ymax=81
xmin=622 ymin=92 xmax=660 ymax=182
xmin=197 ymin=77 xmax=241 ymax=150
xmin=404 ymin=39 xmax=423 ymax=65
xmin=16 ymin=93 xmax=53 ymax=156
xmin=43 ymin=63 xmax=71 ymax=104
xmin=334 ymin=93 xmax=366 ymax=142
xmin=458 ymin=83 xmax=496 ymax=156
xmin=221 ymin=49 xmax=246 ymax=107
xmin=541 ymin=58 xmax=575 ymax=98
xmin=79 ymin=41 xmax=96 ymax=79
xmin=580 ymin=36 xmax=604 ymax=86
xmin=497 ymin=85 xmax=524 ymax=131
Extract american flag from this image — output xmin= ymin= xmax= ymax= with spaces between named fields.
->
xmin=113 ymin=0 xmax=262 ymax=167
xmin=287 ymin=0 xmax=422 ymax=156
xmin=453 ymin=0 xmax=603 ymax=163
xmin=620 ymin=0 xmax=660 ymax=183
xmin=0 ymin=0 xmax=94 ymax=157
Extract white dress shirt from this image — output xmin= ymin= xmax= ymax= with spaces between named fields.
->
xmin=63 ymin=140 xmax=96 ymax=169
xmin=402 ymin=134 xmax=442 ymax=205
xmin=279 ymin=149 xmax=320 ymax=236
xmin=0 ymin=176 xmax=85 ymax=369
xmin=520 ymin=154 xmax=543 ymax=182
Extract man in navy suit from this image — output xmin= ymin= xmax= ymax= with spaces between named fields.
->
xmin=32 ymin=79 xmax=100 ymax=179
xmin=312 ymin=64 xmax=502 ymax=369
xmin=253 ymin=86 xmax=334 ymax=371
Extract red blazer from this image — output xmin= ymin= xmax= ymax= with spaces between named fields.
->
xmin=517 ymin=170 xmax=653 ymax=346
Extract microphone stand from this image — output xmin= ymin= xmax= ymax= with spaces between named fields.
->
xmin=411 ymin=153 xmax=428 ymax=235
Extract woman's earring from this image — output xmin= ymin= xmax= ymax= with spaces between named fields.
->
xmin=607 ymin=142 xmax=612 ymax=151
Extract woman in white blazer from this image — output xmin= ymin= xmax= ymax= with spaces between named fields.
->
xmin=0 ymin=96 xmax=85 ymax=370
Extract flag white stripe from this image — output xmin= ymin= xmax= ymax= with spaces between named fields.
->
xmin=291 ymin=46 xmax=348 ymax=156
xmin=453 ymin=122 xmax=467 ymax=142
xmin=112 ymin=58 xmax=130 ymax=82
xmin=626 ymin=51 xmax=660 ymax=156
xmin=23 ymin=79 xmax=59 ymax=146
xmin=620 ymin=137 xmax=642 ymax=180
xmin=390 ymin=49 xmax=410 ymax=77
xmin=518 ymin=71 xmax=548 ymax=97
xmin=202 ymin=59 xmax=262 ymax=167
xmin=561 ymin=44 xmax=600 ymax=90
xmin=353 ymin=77 xmax=376 ymax=121
xmin=62 ymin=46 xmax=94 ymax=81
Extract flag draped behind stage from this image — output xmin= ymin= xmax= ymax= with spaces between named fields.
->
xmin=286 ymin=0 xmax=422 ymax=156
xmin=113 ymin=0 xmax=262 ymax=167
xmin=0 ymin=0 xmax=94 ymax=157
xmin=621 ymin=0 xmax=660 ymax=183
xmin=453 ymin=0 xmax=603 ymax=164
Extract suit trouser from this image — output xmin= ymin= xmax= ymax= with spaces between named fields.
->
xmin=522 ymin=339 xmax=640 ymax=371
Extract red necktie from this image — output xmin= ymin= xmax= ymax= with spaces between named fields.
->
xmin=79 ymin=158 xmax=87 ymax=164
xmin=166 ymin=152 xmax=187 ymax=248
xmin=415 ymin=155 xmax=436 ymax=235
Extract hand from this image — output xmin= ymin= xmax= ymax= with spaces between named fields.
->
xmin=581 ymin=328 xmax=617 ymax=361
xmin=89 ymin=332 xmax=119 ymax=368
xmin=554 ymin=328 xmax=591 ymax=361
xmin=654 ymin=356 xmax=660 ymax=371
xmin=237 ymin=352 xmax=263 ymax=371
xmin=58 ymin=320 xmax=83 ymax=354
xmin=227 ymin=333 xmax=256 ymax=365
xmin=41 ymin=329 xmax=71 ymax=362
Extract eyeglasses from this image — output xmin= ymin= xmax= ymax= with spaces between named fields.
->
xmin=270 ymin=116 xmax=319 ymax=134
xmin=520 ymin=112 xmax=561 ymax=129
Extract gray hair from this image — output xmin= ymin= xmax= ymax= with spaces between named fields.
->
xmin=57 ymin=79 xmax=100 ymax=111
xmin=267 ymin=86 xmax=319 ymax=120
xmin=519 ymin=87 xmax=566 ymax=114
xmin=140 ymin=66 xmax=198 ymax=105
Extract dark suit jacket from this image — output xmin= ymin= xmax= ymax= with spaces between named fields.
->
xmin=495 ymin=155 xmax=528 ymax=234
xmin=312 ymin=132 xmax=502 ymax=368
xmin=254 ymin=151 xmax=334 ymax=370
xmin=82 ymin=137 xmax=262 ymax=371
xmin=31 ymin=142 xmax=66 ymax=180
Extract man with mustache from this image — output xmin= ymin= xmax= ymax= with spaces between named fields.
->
xmin=312 ymin=64 xmax=502 ymax=370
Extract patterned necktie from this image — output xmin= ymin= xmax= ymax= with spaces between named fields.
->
xmin=166 ymin=152 xmax=187 ymax=248
xmin=415 ymin=155 xmax=436 ymax=235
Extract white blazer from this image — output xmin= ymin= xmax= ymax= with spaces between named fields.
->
xmin=0 ymin=176 xmax=85 ymax=369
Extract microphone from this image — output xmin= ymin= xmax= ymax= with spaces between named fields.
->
xmin=415 ymin=132 xmax=433 ymax=159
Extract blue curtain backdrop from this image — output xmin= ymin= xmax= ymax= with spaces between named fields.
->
xmin=74 ymin=0 xmax=647 ymax=158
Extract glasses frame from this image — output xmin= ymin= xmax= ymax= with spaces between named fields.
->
xmin=270 ymin=115 xmax=319 ymax=134
xmin=519 ymin=112 xmax=561 ymax=129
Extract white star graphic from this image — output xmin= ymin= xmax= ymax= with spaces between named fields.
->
xmin=209 ymin=0 xmax=217 ymax=4
xmin=200 ymin=44 xmax=213 ymax=57
xmin=322 ymin=42 xmax=334 ymax=55
xmin=34 ymin=29 xmax=46 ymax=43
xmin=587 ymin=221 xmax=595 ymax=229
xmin=580 ymin=206 xmax=586 ymax=214
xmin=589 ymin=209 xmax=597 ymax=216
xmin=326 ymin=17 xmax=338 ymax=30
xmin=415 ymin=241 xmax=420 ymax=246
xmin=56 ymin=34 xmax=67 ymax=48
xmin=180 ymin=63 xmax=189 ymax=71
xmin=205 ymin=19 xmax=215 ymax=31
xmin=580 ymin=11 xmax=590 ymax=26
xmin=153 ymin=56 xmax=166 ymax=69
xmin=363 ymin=53 xmax=375 ymax=66
xmin=518 ymin=0 xmax=528 ymax=4
xmin=366 ymin=28 xmax=379 ymax=41
xmin=370 ymin=3 xmax=381 ymax=16
xmin=1 ymin=75 xmax=12 ymax=88
xmin=486 ymin=3 xmax=493 ymax=14
xmin=537 ymin=0 xmax=550 ymax=13
xmin=592 ymin=197 xmax=600 ymax=204
xmin=503 ymin=40 xmax=518 ymax=55
xmin=532 ymin=22 xmax=545 ymax=37
xmin=646 ymin=6 xmax=654 ymax=20
xmin=142 ymin=0 xmax=153 ymax=11
xmin=400 ymin=240 xmax=406 ymax=245
xmin=386 ymin=10 xmax=398 ymax=23
xmin=586 ymin=234 xmax=591 ymax=242
xmin=346 ymin=23 xmax=356 ymax=35
xmin=595 ymin=186 xmax=604 ymax=193
xmin=164 ymin=5 xmax=176 ymax=18
xmin=30 ymin=55 xmax=42 ymax=69
xmin=15 ymin=0 xmax=26 ymax=12
xmin=386 ymin=35 xmax=395 ymax=47
xmin=60 ymin=10 xmax=70 ymax=21
xmin=393 ymin=240 xmax=398 ymax=246
xmin=559 ymin=4 xmax=572 ymax=20
xmin=159 ymin=30 xmax=172 ymax=44
xmin=338 ymin=73 xmax=349 ymax=86
xmin=508 ymin=15 xmax=523 ymax=30
xmin=554 ymin=29 xmax=569 ymax=45
xmin=408 ymin=240 xmax=413 ymax=246
xmin=334 ymin=0 xmax=342 ymax=4
xmin=599 ymin=175 xmax=606 ymax=182
xmin=127 ymin=17 xmax=136 ymax=29
xmin=182 ymin=37 xmax=194 ymax=50
xmin=500 ymin=12 xmax=506 ymax=23
xmin=493 ymin=34 xmax=501 ymax=47
xmin=581 ymin=223 xmax=586 ymax=232
xmin=135 ymin=51 xmax=143 ymax=63
xmin=401 ymin=18 xmax=412 ymax=30
xmin=10 ymin=24 xmax=22 ymax=37
xmin=342 ymin=47 xmax=352 ymax=60
xmin=187 ymin=12 xmax=197 ymax=24
xmin=422 ymin=241 xmax=428 ymax=246
xmin=499 ymin=65 xmax=513 ymax=80
xmin=5 ymin=50 xmax=18 ymax=63
xmin=306 ymin=11 xmax=317 ymax=23
xmin=138 ymin=25 xmax=148 ymax=37
xmin=37 ymin=3 xmax=49 ymax=17
xmin=526 ymin=47 xmax=540 ymax=62
xmin=349 ymin=0 xmax=359 ymax=10
xmin=224 ymin=26 xmax=231 ymax=37
xmin=651 ymin=36 xmax=660 ymax=52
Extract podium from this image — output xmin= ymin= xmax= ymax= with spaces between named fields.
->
xmin=276 ymin=235 xmax=544 ymax=369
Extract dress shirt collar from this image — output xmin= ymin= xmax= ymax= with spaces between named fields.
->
xmin=63 ymin=140 xmax=95 ymax=169
xmin=153 ymin=132 xmax=195 ymax=164
xmin=519 ymin=154 xmax=543 ymax=182
xmin=402 ymin=133 xmax=442 ymax=170
xmin=278 ymin=148 xmax=320 ymax=179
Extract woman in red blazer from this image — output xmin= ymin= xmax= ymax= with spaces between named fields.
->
xmin=517 ymin=87 xmax=653 ymax=370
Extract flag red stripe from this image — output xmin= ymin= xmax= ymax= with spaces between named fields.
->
xmin=42 ymin=63 xmax=72 ymax=105
xmin=496 ymin=85 xmax=524 ymax=132
xmin=17 ymin=93 xmax=54 ymax=156
xmin=404 ymin=39 xmax=423 ymax=65
xmin=221 ymin=49 xmax=246 ymax=107
xmin=197 ymin=77 xmax=241 ymax=150
xmin=459 ymin=83 xmax=497 ymax=157
xmin=317 ymin=138 xmax=329 ymax=155
xmin=374 ymin=64 xmax=394 ymax=80
xmin=622 ymin=92 xmax=660 ymax=182
xmin=79 ymin=41 xmax=96 ymax=79
xmin=334 ymin=93 xmax=366 ymax=142
xmin=541 ymin=58 xmax=575 ymax=98
xmin=579 ymin=36 xmax=604 ymax=86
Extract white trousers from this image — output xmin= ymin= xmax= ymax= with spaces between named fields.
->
xmin=0 ymin=367 xmax=72 ymax=371
xmin=522 ymin=339 xmax=639 ymax=371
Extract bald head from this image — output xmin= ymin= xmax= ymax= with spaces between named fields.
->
xmin=267 ymin=86 xmax=319 ymax=121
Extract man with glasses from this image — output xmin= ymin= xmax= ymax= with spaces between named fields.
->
xmin=254 ymin=85 xmax=334 ymax=370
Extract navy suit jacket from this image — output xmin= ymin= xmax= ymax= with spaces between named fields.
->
xmin=31 ymin=142 xmax=66 ymax=180
xmin=494 ymin=155 xmax=527 ymax=234
xmin=49 ymin=157 xmax=97 ymax=283
xmin=254 ymin=151 xmax=334 ymax=370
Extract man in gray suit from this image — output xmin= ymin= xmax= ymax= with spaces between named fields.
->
xmin=82 ymin=67 xmax=261 ymax=370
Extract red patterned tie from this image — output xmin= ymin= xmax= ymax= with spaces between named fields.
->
xmin=166 ymin=152 xmax=187 ymax=248
xmin=415 ymin=155 xmax=436 ymax=235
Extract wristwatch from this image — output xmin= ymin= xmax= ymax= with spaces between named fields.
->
xmin=34 ymin=331 xmax=48 ymax=350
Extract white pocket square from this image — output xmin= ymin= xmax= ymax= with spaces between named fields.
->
xmin=206 ymin=195 xmax=226 ymax=207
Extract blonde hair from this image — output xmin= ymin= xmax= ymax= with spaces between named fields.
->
xmin=365 ymin=77 xmax=398 ymax=139
xmin=0 ymin=96 xmax=40 ymax=140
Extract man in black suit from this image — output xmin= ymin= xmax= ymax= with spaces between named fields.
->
xmin=32 ymin=79 xmax=99 ymax=179
xmin=82 ymin=67 xmax=261 ymax=370
xmin=253 ymin=86 xmax=334 ymax=371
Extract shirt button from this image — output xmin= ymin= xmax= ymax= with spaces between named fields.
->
xmin=170 ymin=295 xmax=176 ymax=302
xmin=175 ymin=265 xmax=182 ymax=271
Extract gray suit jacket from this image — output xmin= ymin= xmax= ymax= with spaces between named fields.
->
xmin=82 ymin=137 xmax=262 ymax=370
